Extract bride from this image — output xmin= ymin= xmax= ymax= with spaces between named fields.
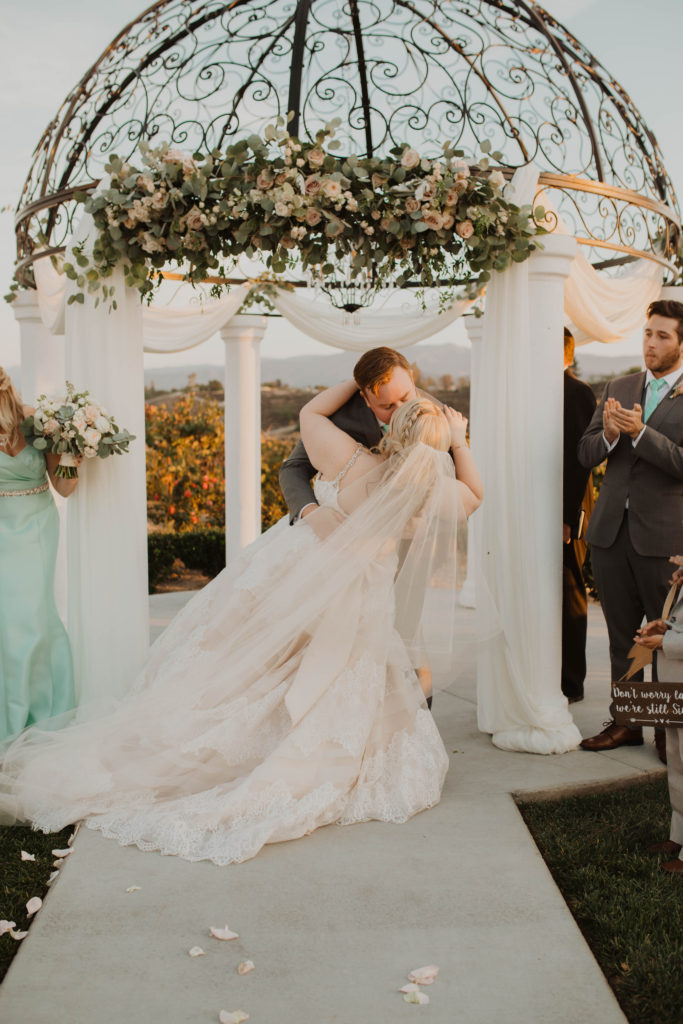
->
xmin=0 ymin=380 xmax=482 ymax=865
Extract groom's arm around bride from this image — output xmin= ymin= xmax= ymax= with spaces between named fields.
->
xmin=280 ymin=347 xmax=418 ymax=522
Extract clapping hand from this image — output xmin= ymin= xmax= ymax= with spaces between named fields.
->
xmin=603 ymin=397 xmax=621 ymax=443
xmin=634 ymin=618 xmax=667 ymax=651
xmin=444 ymin=406 xmax=468 ymax=449
xmin=610 ymin=401 xmax=644 ymax=440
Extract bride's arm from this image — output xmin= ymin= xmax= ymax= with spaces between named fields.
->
xmin=299 ymin=380 xmax=363 ymax=477
xmin=444 ymin=407 xmax=483 ymax=517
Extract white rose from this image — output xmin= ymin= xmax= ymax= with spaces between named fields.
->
xmin=42 ymin=417 xmax=59 ymax=435
xmin=322 ymin=180 xmax=342 ymax=198
xmin=488 ymin=170 xmax=506 ymax=190
xmin=84 ymin=404 xmax=100 ymax=424
xmin=415 ymin=180 xmax=435 ymax=202
xmin=400 ymin=148 xmax=420 ymax=170
xmin=84 ymin=446 xmax=98 ymax=458
xmin=72 ymin=411 xmax=87 ymax=432
xmin=95 ymin=415 xmax=111 ymax=434
xmin=83 ymin=427 xmax=101 ymax=447
xmin=274 ymin=201 xmax=291 ymax=217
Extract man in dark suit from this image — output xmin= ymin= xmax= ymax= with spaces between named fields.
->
xmin=562 ymin=329 xmax=597 ymax=702
xmin=577 ymin=299 xmax=683 ymax=757
xmin=279 ymin=346 xmax=418 ymax=523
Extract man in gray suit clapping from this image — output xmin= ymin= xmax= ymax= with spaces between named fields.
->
xmin=577 ymin=299 xmax=683 ymax=759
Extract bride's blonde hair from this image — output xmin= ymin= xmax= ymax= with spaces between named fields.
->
xmin=380 ymin=397 xmax=450 ymax=457
xmin=0 ymin=367 xmax=24 ymax=452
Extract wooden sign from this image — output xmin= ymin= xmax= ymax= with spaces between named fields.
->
xmin=611 ymin=681 xmax=683 ymax=728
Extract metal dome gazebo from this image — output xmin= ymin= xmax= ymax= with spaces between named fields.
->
xmin=14 ymin=0 xmax=680 ymax=288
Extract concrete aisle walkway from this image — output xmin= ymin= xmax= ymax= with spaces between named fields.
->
xmin=0 ymin=599 xmax=665 ymax=1024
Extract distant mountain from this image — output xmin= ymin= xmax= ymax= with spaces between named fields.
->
xmin=6 ymin=347 xmax=645 ymax=397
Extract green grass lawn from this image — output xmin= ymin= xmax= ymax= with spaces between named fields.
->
xmin=0 ymin=824 xmax=73 ymax=983
xmin=519 ymin=778 xmax=683 ymax=1024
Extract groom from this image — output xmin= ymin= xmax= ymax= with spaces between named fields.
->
xmin=279 ymin=346 xmax=418 ymax=523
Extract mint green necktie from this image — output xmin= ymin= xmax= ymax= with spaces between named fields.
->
xmin=643 ymin=378 xmax=667 ymax=421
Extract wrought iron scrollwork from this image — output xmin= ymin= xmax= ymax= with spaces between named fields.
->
xmin=14 ymin=0 xmax=680 ymax=284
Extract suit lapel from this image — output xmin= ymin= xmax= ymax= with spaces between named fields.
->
xmin=645 ymin=371 xmax=683 ymax=432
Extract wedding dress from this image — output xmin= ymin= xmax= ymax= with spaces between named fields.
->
xmin=0 ymin=443 xmax=460 ymax=865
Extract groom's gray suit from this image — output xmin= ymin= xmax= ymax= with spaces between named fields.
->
xmin=280 ymin=392 xmax=382 ymax=523
xmin=577 ymin=370 xmax=683 ymax=684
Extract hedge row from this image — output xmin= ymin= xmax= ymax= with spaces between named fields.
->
xmin=148 ymin=529 xmax=226 ymax=590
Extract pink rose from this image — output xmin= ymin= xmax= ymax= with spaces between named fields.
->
xmin=422 ymin=209 xmax=445 ymax=230
xmin=185 ymin=206 xmax=204 ymax=230
xmin=307 ymin=147 xmax=325 ymax=168
xmin=322 ymin=179 xmax=342 ymax=198
xmin=279 ymin=235 xmax=296 ymax=249
xmin=304 ymin=175 xmax=322 ymax=196
xmin=415 ymin=180 xmax=435 ymax=202
xmin=305 ymin=207 xmax=322 ymax=226
xmin=400 ymin=148 xmax=420 ymax=170
xmin=256 ymin=170 xmax=274 ymax=190
xmin=442 ymin=212 xmax=455 ymax=230
xmin=405 ymin=197 xmax=420 ymax=214
xmin=455 ymin=219 xmax=475 ymax=239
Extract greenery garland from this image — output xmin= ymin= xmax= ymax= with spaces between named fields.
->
xmin=63 ymin=116 xmax=546 ymax=307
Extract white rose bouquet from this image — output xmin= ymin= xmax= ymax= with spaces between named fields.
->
xmin=21 ymin=381 xmax=135 ymax=478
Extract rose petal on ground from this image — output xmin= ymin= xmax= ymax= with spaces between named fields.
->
xmin=403 ymin=990 xmax=430 ymax=1005
xmin=237 ymin=960 xmax=254 ymax=975
xmin=51 ymin=848 xmax=73 ymax=859
xmin=47 ymin=871 xmax=59 ymax=886
xmin=125 ymin=886 xmax=142 ymax=893
xmin=399 ymin=984 xmax=420 ymax=994
xmin=0 ymin=920 xmax=17 ymax=936
xmin=26 ymin=897 xmax=42 ymax=917
xmin=218 ymin=1011 xmax=250 ymax=1023
xmin=20 ymin=851 xmax=35 ymax=861
xmin=188 ymin=946 xmax=205 ymax=957
xmin=210 ymin=925 xmax=239 ymax=941
xmin=10 ymin=929 xmax=29 ymax=941
xmin=408 ymin=965 xmax=439 ymax=985
xmin=53 ymin=861 xmax=63 ymax=869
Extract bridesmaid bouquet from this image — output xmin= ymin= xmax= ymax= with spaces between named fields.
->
xmin=21 ymin=381 xmax=135 ymax=478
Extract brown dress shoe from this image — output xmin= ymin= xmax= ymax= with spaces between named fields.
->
xmin=647 ymin=839 xmax=683 ymax=856
xmin=580 ymin=721 xmax=643 ymax=751
xmin=661 ymin=858 xmax=683 ymax=874
xmin=654 ymin=727 xmax=667 ymax=765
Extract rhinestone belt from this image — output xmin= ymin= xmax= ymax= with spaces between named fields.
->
xmin=0 ymin=481 xmax=49 ymax=497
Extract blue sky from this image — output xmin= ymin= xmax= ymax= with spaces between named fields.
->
xmin=0 ymin=0 xmax=681 ymax=373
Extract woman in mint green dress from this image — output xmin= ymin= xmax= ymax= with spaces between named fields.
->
xmin=0 ymin=369 xmax=79 ymax=741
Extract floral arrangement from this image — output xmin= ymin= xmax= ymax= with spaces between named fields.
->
xmin=21 ymin=381 xmax=135 ymax=478
xmin=63 ymin=117 xmax=545 ymax=306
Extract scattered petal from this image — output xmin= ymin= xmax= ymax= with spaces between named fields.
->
xmin=408 ymin=965 xmax=439 ymax=986
xmin=67 ymin=826 xmax=79 ymax=846
xmin=20 ymin=851 xmax=35 ymax=862
xmin=10 ymin=929 xmax=29 ymax=941
xmin=0 ymin=920 xmax=17 ymax=936
xmin=210 ymin=925 xmax=239 ymax=941
xmin=53 ymin=861 xmax=63 ymax=869
xmin=26 ymin=897 xmax=42 ymax=917
xmin=403 ymin=990 xmax=430 ymax=1005
xmin=218 ymin=1012 xmax=249 ymax=1024
xmin=125 ymin=886 xmax=142 ymax=893
xmin=46 ymin=871 xmax=59 ymax=886
xmin=237 ymin=960 xmax=255 ymax=975
xmin=399 ymin=984 xmax=421 ymax=994
xmin=188 ymin=946 xmax=206 ymax=957
xmin=51 ymin=848 xmax=73 ymax=859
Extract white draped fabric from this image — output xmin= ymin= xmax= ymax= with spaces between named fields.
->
xmin=566 ymin=248 xmax=662 ymax=345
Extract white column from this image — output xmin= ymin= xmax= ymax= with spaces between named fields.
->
xmin=459 ymin=312 xmax=484 ymax=608
xmin=525 ymin=237 xmax=577 ymax=711
xmin=13 ymin=289 xmax=65 ymax=400
xmin=13 ymin=289 xmax=68 ymax=623
xmin=220 ymin=314 xmax=268 ymax=560
xmin=476 ymin=233 xmax=582 ymax=754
